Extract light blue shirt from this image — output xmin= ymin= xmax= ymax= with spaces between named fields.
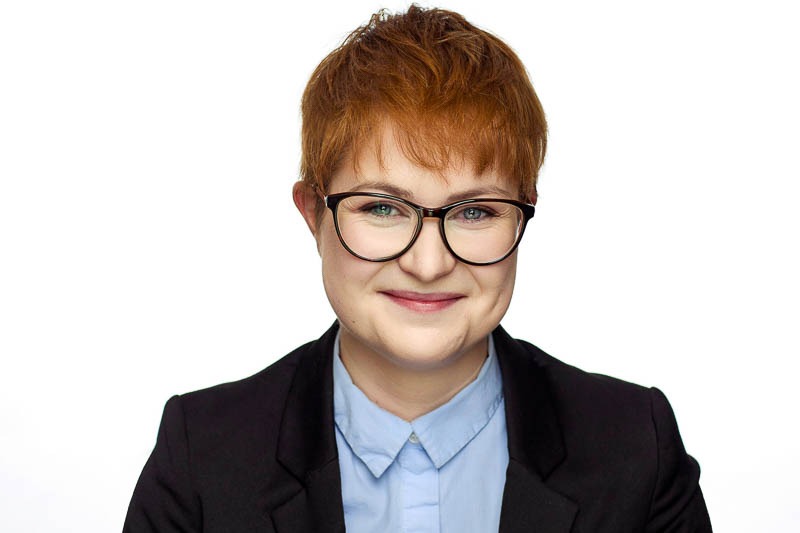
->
xmin=333 ymin=333 xmax=509 ymax=533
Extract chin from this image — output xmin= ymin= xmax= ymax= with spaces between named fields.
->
xmin=374 ymin=324 xmax=473 ymax=370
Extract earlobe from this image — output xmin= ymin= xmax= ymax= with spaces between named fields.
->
xmin=292 ymin=181 xmax=320 ymax=236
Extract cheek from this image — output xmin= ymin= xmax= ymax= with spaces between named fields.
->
xmin=475 ymin=257 xmax=518 ymax=309
xmin=318 ymin=221 xmax=351 ymax=277
xmin=499 ymin=259 xmax=518 ymax=296
xmin=318 ymin=224 xmax=380 ymax=312
xmin=320 ymin=241 xmax=351 ymax=305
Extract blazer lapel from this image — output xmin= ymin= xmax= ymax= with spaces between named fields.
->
xmin=269 ymin=460 xmax=345 ymax=533
xmin=494 ymin=326 xmax=578 ymax=533
xmin=269 ymin=323 xmax=346 ymax=533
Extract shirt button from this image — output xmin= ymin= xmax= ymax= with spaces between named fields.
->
xmin=408 ymin=432 xmax=419 ymax=444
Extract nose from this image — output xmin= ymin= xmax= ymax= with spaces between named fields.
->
xmin=396 ymin=218 xmax=457 ymax=282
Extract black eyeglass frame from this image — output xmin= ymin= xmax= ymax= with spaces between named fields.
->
xmin=323 ymin=191 xmax=536 ymax=266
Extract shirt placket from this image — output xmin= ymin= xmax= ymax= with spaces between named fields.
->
xmin=398 ymin=433 xmax=440 ymax=533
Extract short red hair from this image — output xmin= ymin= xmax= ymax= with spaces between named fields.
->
xmin=300 ymin=4 xmax=546 ymax=202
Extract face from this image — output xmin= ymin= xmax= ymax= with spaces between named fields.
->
xmin=297 ymin=131 xmax=520 ymax=373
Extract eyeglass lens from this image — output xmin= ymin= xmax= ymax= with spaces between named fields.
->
xmin=334 ymin=195 xmax=525 ymax=264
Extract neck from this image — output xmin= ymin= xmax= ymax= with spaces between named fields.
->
xmin=338 ymin=332 xmax=489 ymax=421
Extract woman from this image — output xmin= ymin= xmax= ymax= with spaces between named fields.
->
xmin=125 ymin=6 xmax=711 ymax=532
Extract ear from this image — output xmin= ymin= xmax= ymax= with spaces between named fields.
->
xmin=292 ymin=181 xmax=321 ymax=236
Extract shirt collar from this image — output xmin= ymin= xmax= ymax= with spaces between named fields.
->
xmin=333 ymin=331 xmax=504 ymax=477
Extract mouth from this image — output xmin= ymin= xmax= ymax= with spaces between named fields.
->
xmin=380 ymin=290 xmax=465 ymax=313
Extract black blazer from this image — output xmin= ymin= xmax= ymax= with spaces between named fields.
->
xmin=124 ymin=324 xmax=711 ymax=532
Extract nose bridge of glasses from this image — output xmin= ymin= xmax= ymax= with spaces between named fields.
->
xmin=420 ymin=206 xmax=437 ymax=219
xmin=409 ymin=209 xmax=448 ymax=249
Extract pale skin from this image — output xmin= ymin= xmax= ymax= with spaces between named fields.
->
xmin=294 ymin=126 xmax=520 ymax=421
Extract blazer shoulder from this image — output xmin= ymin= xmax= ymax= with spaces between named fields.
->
xmin=514 ymin=336 xmax=651 ymax=399
xmin=180 ymin=341 xmax=304 ymax=413
xmin=506 ymin=334 xmax=663 ymax=449
xmin=173 ymin=331 xmax=333 ymax=448
xmin=125 ymin=333 xmax=335 ymax=532
xmin=501 ymin=333 xmax=710 ymax=530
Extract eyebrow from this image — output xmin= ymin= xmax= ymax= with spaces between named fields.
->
xmin=350 ymin=181 xmax=414 ymax=198
xmin=349 ymin=181 xmax=515 ymax=205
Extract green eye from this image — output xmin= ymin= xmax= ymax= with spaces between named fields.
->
xmin=453 ymin=205 xmax=496 ymax=222
xmin=463 ymin=207 xmax=484 ymax=220
xmin=369 ymin=203 xmax=395 ymax=216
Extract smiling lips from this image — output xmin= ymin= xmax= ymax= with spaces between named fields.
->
xmin=381 ymin=290 xmax=464 ymax=313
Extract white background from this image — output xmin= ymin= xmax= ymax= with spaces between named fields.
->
xmin=1 ymin=1 xmax=798 ymax=531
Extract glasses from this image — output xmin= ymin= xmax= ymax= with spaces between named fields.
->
xmin=323 ymin=192 xmax=535 ymax=266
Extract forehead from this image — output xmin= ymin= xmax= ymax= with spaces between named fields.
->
xmin=330 ymin=122 xmax=517 ymax=204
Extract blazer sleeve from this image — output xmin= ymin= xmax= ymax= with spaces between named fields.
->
xmin=124 ymin=395 xmax=202 ymax=533
xmin=645 ymin=387 xmax=712 ymax=532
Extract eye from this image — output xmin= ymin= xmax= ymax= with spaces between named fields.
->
xmin=463 ymin=207 xmax=486 ymax=220
xmin=363 ymin=202 xmax=400 ymax=217
xmin=453 ymin=204 xmax=497 ymax=222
